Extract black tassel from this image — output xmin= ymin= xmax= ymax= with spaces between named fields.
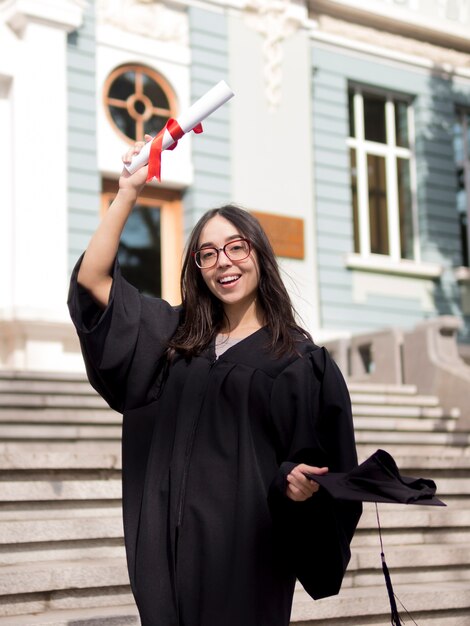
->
xmin=381 ymin=552 xmax=403 ymax=625
xmin=375 ymin=503 xmax=404 ymax=625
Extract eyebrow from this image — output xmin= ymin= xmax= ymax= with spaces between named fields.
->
xmin=198 ymin=234 xmax=243 ymax=248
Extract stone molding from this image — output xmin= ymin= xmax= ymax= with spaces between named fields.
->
xmin=1 ymin=0 xmax=86 ymax=35
xmin=314 ymin=14 xmax=470 ymax=70
xmin=97 ymin=0 xmax=188 ymax=45
xmin=242 ymin=0 xmax=308 ymax=111
xmin=311 ymin=0 xmax=470 ymax=51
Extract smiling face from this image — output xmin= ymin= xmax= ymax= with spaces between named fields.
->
xmin=197 ymin=215 xmax=261 ymax=314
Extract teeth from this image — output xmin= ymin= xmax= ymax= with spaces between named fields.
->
xmin=219 ymin=275 xmax=240 ymax=284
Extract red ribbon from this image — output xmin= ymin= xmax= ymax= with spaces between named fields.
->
xmin=146 ymin=118 xmax=203 ymax=182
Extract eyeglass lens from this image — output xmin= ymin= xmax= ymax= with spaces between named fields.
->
xmin=195 ymin=239 xmax=250 ymax=268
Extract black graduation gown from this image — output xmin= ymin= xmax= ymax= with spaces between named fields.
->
xmin=68 ymin=257 xmax=362 ymax=626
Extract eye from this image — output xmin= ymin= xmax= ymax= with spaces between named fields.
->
xmin=201 ymin=249 xmax=216 ymax=261
xmin=228 ymin=241 xmax=246 ymax=252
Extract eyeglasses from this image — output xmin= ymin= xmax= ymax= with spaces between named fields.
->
xmin=193 ymin=238 xmax=252 ymax=269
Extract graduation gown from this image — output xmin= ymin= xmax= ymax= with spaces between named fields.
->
xmin=68 ymin=257 xmax=362 ymax=626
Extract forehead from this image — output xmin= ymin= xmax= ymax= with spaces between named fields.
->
xmin=198 ymin=215 xmax=241 ymax=246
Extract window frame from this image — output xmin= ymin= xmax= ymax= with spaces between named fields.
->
xmin=101 ymin=180 xmax=183 ymax=304
xmin=455 ymin=107 xmax=470 ymax=269
xmin=347 ymin=84 xmax=420 ymax=264
xmin=103 ymin=64 xmax=177 ymax=144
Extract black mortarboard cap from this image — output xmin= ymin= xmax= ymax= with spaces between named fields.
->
xmin=306 ymin=448 xmax=445 ymax=506
xmin=305 ymin=449 xmax=445 ymax=625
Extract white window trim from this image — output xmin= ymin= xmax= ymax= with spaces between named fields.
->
xmin=348 ymin=88 xmax=421 ymax=267
xmin=345 ymin=252 xmax=443 ymax=279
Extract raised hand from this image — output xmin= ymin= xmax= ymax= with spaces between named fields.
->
xmin=119 ymin=134 xmax=153 ymax=195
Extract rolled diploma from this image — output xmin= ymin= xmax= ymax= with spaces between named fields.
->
xmin=125 ymin=80 xmax=234 ymax=174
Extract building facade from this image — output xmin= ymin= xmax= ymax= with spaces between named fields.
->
xmin=0 ymin=0 xmax=469 ymax=372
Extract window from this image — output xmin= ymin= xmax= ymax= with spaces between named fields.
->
xmin=101 ymin=181 xmax=183 ymax=304
xmin=103 ymin=65 xmax=176 ymax=143
xmin=348 ymin=88 xmax=418 ymax=262
xmin=453 ymin=110 xmax=470 ymax=267
xmin=117 ymin=203 xmax=162 ymax=297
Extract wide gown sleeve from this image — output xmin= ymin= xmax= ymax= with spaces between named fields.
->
xmin=67 ymin=254 xmax=181 ymax=412
xmin=268 ymin=346 xmax=362 ymax=600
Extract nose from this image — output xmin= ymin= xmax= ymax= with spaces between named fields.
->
xmin=216 ymin=248 xmax=232 ymax=268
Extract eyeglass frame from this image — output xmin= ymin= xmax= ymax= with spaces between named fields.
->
xmin=192 ymin=238 xmax=252 ymax=269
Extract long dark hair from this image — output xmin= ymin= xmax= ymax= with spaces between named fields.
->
xmin=168 ymin=205 xmax=311 ymax=357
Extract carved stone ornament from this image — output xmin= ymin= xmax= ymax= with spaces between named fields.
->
xmin=97 ymin=0 xmax=188 ymax=45
xmin=1 ymin=0 xmax=86 ymax=35
xmin=243 ymin=0 xmax=304 ymax=111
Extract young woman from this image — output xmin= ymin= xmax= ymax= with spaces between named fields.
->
xmin=68 ymin=139 xmax=362 ymax=626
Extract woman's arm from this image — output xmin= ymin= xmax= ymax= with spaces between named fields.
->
xmin=77 ymin=137 xmax=151 ymax=308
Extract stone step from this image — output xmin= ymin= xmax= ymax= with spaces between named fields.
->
xmin=0 ymin=502 xmax=122 ymax=521
xmin=357 ymin=503 xmax=470 ymax=528
xmin=0 ymin=516 xmax=124 ymax=544
xmin=353 ymin=416 xmax=459 ymax=432
xmin=347 ymin=382 xmax=418 ymax=394
xmin=0 ymin=371 xmax=88 ymax=382
xmin=2 ymin=583 xmax=470 ymax=626
xmin=353 ymin=403 xmax=459 ymax=419
xmin=353 ymin=526 xmax=470 ymax=547
xmin=1 ymin=442 xmax=469 ymax=471
xmin=350 ymin=391 xmax=441 ymax=406
xmin=0 ymin=424 xmax=121 ymax=440
xmin=0 ymin=394 xmax=109 ymax=409
xmin=343 ymin=560 xmax=470 ymax=588
xmin=0 ymin=473 xmax=463 ymax=504
xmin=0 ymin=505 xmax=464 ymax=548
xmin=0 ymin=558 xmax=129 ymax=597
xmin=0 ymin=605 xmax=139 ymax=625
xmin=0 ymin=408 xmax=118 ymax=423
xmin=0 ymin=476 xmax=122 ymax=502
xmin=356 ymin=430 xmax=470 ymax=446
xmin=0 ymin=441 xmax=120 ymax=453
xmin=291 ymin=581 xmax=470 ymax=624
xmin=0 ymin=379 xmax=96 ymax=395
xmin=0 ymin=540 xmax=466 ymax=597
xmin=0 ymin=542 xmax=126 ymax=567
xmin=349 ymin=542 xmax=470 ymax=571
xmin=357 ymin=444 xmax=470 ymax=466
xmin=0 ymin=448 xmax=122 ymax=470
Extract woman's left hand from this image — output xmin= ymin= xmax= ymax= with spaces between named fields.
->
xmin=286 ymin=464 xmax=328 ymax=502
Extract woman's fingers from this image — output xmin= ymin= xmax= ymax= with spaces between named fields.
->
xmin=297 ymin=463 xmax=329 ymax=477
xmin=285 ymin=464 xmax=329 ymax=502
xmin=287 ymin=471 xmax=317 ymax=497
xmin=122 ymin=140 xmax=147 ymax=164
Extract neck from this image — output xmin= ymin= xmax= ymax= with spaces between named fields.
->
xmin=221 ymin=299 xmax=265 ymax=335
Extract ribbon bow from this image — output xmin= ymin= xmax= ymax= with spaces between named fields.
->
xmin=146 ymin=118 xmax=203 ymax=183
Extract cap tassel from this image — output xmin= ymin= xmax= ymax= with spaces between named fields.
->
xmin=381 ymin=552 xmax=404 ymax=625
xmin=375 ymin=504 xmax=404 ymax=625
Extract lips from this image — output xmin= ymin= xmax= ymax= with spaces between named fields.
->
xmin=217 ymin=274 xmax=241 ymax=285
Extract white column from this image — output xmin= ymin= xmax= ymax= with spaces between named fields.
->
xmin=2 ymin=0 xmax=85 ymax=323
xmin=0 ymin=1 xmax=87 ymax=372
xmin=0 ymin=77 xmax=13 ymax=317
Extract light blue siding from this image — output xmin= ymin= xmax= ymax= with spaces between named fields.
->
xmin=67 ymin=0 xmax=100 ymax=271
xmin=185 ymin=7 xmax=231 ymax=232
xmin=311 ymin=45 xmax=470 ymax=341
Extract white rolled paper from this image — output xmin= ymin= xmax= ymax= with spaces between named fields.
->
xmin=125 ymin=80 xmax=235 ymax=174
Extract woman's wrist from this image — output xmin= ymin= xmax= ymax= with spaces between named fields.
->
xmin=116 ymin=186 xmax=141 ymax=203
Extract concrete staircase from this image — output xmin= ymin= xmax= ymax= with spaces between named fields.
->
xmin=293 ymin=383 xmax=470 ymax=626
xmin=0 ymin=373 xmax=469 ymax=625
